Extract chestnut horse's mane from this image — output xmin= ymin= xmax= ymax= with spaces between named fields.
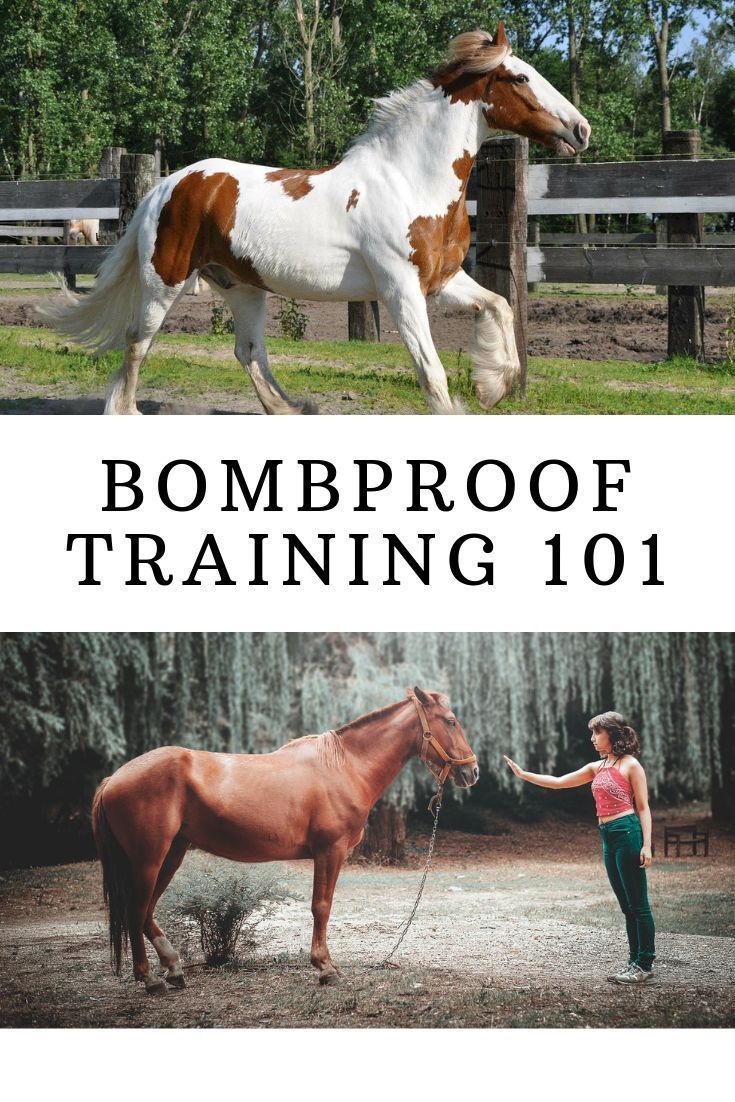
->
xmin=283 ymin=729 xmax=346 ymax=769
xmin=282 ymin=697 xmax=415 ymax=769
xmin=337 ymin=697 xmax=407 ymax=734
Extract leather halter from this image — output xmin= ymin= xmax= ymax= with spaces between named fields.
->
xmin=407 ymin=689 xmax=477 ymax=785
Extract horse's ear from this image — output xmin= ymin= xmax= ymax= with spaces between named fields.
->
xmin=492 ymin=21 xmax=508 ymax=48
xmin=413 ymin=686 xmax=433 ymax=706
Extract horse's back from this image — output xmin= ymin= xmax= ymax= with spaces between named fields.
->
xmin=140 ymin=156 xmax=376 ymax=301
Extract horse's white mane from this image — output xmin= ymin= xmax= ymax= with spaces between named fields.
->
xmin=346 ymin=30 xmax=511 ymax=151
xmin=351 ymin=80 xmax=436 ymax=146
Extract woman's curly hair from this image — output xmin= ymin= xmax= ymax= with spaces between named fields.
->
xmin=588 ymin=711 xmax=641 ymax=758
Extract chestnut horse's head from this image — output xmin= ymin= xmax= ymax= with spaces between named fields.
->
xmin=433 ymin=24 xmax=590 ymax=157
xmin=411 ymin=686 xmax=479 ymax=788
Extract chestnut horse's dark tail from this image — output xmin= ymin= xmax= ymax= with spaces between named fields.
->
xmin=92 ymin=778 xmax=132 ymax=975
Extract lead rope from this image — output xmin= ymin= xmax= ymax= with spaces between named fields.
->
xmin=379 ymin=783 xmax=443 ymax=968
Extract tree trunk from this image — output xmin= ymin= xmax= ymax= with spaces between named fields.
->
xmin=657 ymin=37 xmax=672 ymax=135
xmin=354 ymin=801 xmax=406 ymax=864
xmin=295 ymin=0 xmax=319 ymax=161
xmin=646 ymin=3 xmax=672 ymax=140
xmin=567 ymin=6 xmax=587 ymax=235
xmin=712 ymin=664 xmax=735 ymax=823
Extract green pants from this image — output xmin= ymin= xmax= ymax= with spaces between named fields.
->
xmin=599 ymin=813 xmax=656 ymax=970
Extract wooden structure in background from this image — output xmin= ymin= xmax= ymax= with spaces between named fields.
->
xmin=664 ymin=824 xmax=710 ymax=857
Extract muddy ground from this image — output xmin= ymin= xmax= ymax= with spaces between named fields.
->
xmin=1 ymin=283 xmax=732 ymax=362
xmin=1 ymin=807 xmax=733 ymax=1029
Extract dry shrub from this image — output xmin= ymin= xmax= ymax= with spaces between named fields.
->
xmin=164 ymin=860 xmax=293 ymax=966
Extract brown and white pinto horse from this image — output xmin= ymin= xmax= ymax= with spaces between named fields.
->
xmin=41 ymin=24 xmax=588 ymax=416
xmin=92 ymin=688 xmax=478 ymax=993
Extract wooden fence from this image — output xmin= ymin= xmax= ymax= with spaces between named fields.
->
xmin=472 ymin=132 xmax=735 ymax=386
xmin=2 ymin=139 xmax=734 ymax=380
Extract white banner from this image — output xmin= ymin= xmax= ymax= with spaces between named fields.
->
xmin=1 ymin=414 xmax=732 ymax=631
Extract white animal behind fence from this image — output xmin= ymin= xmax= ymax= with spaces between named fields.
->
xmin=65 ymin=219 xmax=99 ymax=246
xmin=39 ymin=25 xmax=589 ymax=415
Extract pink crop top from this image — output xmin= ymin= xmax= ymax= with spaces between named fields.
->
xmin=591 ymin=764 xmax=634 ymax=817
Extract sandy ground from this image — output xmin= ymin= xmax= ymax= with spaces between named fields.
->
xmin=1 ymin=809 xmax=733 ymax=1028
xmin=0 ymin=282 xmax=732 ymax=363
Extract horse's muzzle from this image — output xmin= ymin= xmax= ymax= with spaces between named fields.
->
xmin=552 ymin=120 xmax=590 ymax=156
xmin=454 ymin=763 xmax=480 ymax=788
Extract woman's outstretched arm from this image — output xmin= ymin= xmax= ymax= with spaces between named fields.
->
xmin=504 ymin=756 xmax=596 ymax=789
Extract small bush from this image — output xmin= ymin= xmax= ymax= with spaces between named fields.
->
xmin=276 ymin=298 xmax=308 ymax=341
xmin=164 ymin=861 xmax=293 ymax=966
xmin=211 ymin=303 xmax=235 ymax=336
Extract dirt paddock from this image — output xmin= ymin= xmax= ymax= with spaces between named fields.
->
xmin=1 ymin=810 xmax=733 ymax=1028
xmin=0 ymin=282 xmax=732 ymax=363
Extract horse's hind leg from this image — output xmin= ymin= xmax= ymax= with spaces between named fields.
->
xmin=144 ymin=836 xmax=190 ymax=989
xmin=222 ymin=283 xmax=317 ymax=415
xmin=310 ymin=841 xmax=349 ymax=985
xmin=105 ymin=285 xmax=182 ymax=415
xmin=433 ymin=268 xmax=520 ymax=409
xmin=128 ymin=861 xmax=170 ymax=994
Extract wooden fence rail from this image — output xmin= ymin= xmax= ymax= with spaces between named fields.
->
xmin=0 ymin=178 xmax=119 ymax=221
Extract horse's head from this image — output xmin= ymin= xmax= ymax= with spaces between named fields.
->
xmin=433 ymin=24 xmax=590 ymax=157
xmin=411 ymin=687 xmax=479 ymax=788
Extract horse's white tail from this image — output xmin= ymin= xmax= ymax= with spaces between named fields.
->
xmin=37 ymin=205 xmax=146 ymax=353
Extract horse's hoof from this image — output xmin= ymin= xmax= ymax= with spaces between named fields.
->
xmin=145 ymin=979 xmax=168 ymax=996
xmin=166 ymin=973 xmax=186 ymax=989
xmin=319 ymin=971 xmax=340 ymax=986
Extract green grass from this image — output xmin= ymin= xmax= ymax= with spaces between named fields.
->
xmin=1 ymin=323 xmax=734 ymax=413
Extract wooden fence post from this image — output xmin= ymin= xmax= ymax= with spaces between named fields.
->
xmin=475 ymin=135 xmax=528 ymax=395
xmin=664 ymin=130 xmax=704 ymax=360
xmin=62 ymin=221 xmax=77 ymax=290
xmin=348 ymin=301 xmax=380 ymax=341
xmin=118 ymin=153 xmax=156 ymax=236
xmin=98 ymin=146 xmax=126 ymax=245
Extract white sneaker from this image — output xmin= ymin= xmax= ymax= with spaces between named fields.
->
xmin=614 ymin=964 xmax=653 ymax=984
xmin=607 ymin=963 xmax=635 ymax=981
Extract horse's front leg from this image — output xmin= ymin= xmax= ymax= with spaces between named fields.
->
xmin=310 ymin=841 xmax=349 ymax=985
xmin=376 ymin=275 xmax=462 ymax=414
xmin=433 ymin=269 xmax=520 ymax=409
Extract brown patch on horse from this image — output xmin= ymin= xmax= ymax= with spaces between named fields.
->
xmin=430 ymin=26 xmax=511 ymax=104
xmin=151 ymin=171 xmax=268 ymax=288
xmin=432 ymin=65 xmax=493 ymax=106
xmin=346 ymin=189 xmax=360 ymax=212
xmin=265 ymin=165 xmax=335 ymax=200
xmin=481 ymin=66 xmax=565 ymax=147
xmin=406 ymin=150 xmax=473 ymax=296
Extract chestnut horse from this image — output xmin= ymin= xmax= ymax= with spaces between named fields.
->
xmin=41 ymin=24 xmax=589 ymax=416
xmin=92 ymin=688 xmax=478 ymax=993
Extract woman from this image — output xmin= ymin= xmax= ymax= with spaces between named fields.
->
xmin=504 ymin=711 xmax=655 ymax=984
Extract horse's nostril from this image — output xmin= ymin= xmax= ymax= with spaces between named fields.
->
xmin=575 ymin=121 xmax=590 ymax=145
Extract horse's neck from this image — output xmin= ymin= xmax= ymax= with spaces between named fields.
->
xmin=349 ymin=85 xmax=483 ymax=186
xmin=339 ymin=702 xmax=418 ymax=803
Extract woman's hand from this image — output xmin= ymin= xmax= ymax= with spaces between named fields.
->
xmin=504 ymin=755 xmax=526 ymax=780
xmin=640 ymin=845 xmax=653 ymax=869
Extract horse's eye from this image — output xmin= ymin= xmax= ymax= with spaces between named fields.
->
xmin=515 ymin=74 xmax=529 ymax=84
